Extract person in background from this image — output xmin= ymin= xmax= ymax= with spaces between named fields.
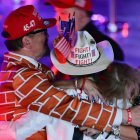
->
xmin=0 ymin=5 xmax=133 ymax=140
xmin=45 ymin=0 xmax=125 ymax=61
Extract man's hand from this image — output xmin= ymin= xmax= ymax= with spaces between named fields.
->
xmin=131 ymin=105 xmax=140 ymax=126
xmin=79 ymin=126 xmax=100 ymax=136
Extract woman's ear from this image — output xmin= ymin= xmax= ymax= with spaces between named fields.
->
xmin=22 ymin=36 xmax=32 ymax=49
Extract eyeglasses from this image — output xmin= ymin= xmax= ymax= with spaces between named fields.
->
xmin=27 ymin=29 xmax=48 ymax=36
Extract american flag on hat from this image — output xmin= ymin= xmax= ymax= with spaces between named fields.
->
xmin=54 ymin=13 xmax=76 ymax=63
xmin=69 ymin=12 xmax=77 ymax=47
xmin=54 ymin=36 xmax=71 ymax=63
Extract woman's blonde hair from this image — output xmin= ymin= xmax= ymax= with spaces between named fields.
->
xmin=94 ymin=61 xmax=140 ymax=108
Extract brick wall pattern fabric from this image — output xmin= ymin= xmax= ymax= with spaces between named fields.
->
xmin=0 ymin=52 xmax=117 ymax=132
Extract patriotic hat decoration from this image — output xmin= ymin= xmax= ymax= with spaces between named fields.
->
xmin=53 ymin=13 xmax=76 ymax=64
xmin=51 ymin=14 xmax=114 ymax=75
xmin=45 ymin=0 xmax=93 ymax=12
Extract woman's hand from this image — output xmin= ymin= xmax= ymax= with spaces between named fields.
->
xmin=81 ymin=78 xmax=105 ymax=103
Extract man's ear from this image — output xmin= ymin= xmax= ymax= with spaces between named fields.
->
xmin=22 ymin=36 xmax=32 ymax=49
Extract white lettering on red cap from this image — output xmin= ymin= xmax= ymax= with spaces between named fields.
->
xmin=75 ymin=0 xmax=86 ymax=8
xmin=33 ymin=9 xmax=38 ymax=17
xmin=23 ymin=20 xmax=35 ymax=31
xmin=3 ymin=25 xmax=8 ymax=29
xmin=32 ymin=9 xmax=42 ymax=20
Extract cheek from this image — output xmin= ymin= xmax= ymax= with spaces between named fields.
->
xmin=35 ymin=37 xmax=46 ymax=51
xmin=39 ymin=35 xmax=46 ymax=44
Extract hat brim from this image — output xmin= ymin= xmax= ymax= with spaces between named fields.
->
xmin=45 ymin=0 xmax=73 ymax=8
xmin=51 ymin=40 xmax=114 ymax=75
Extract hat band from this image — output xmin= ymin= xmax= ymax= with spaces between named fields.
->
xmin=67 ymin=44 xmax=100 ymax=66
xmin=67 ymin=52 xmax=101 ymax=67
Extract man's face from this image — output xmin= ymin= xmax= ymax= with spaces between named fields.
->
xmin=54 ymin=7 xmax=84 ymax=31
xmin=30 ymin=29 xmax=50 ymax=59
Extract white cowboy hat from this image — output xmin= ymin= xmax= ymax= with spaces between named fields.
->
xmin=51 ymin=31 xmax=114 ymax=75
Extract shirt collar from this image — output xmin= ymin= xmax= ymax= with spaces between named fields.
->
xmin=9 ymin=52 xmax=38 ymax=68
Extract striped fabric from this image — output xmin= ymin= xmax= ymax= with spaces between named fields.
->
xmin=54 ymin=36 xmax=71 ymax=58
xmin=0 ymin=52 xmax=117 ymax=133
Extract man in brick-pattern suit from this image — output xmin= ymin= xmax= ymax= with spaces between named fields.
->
xmin=1 ymin=5 xmax=140 ymax=140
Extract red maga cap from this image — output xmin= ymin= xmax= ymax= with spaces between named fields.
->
xmin=45 ymin=0 xmax=93 ymax=11
xmin=2 ymin=5 xmax=56 ymax=40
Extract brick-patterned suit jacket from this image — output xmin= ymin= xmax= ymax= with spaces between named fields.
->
xmin=0 ymin=52 xmax=117 ymax=136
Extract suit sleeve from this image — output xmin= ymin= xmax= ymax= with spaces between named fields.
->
xmin=13 ymin=68 xmax=120 ymax=132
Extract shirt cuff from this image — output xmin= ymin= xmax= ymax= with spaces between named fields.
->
xmin=113 ymin=108 xmax=122 ymax=126
xmin=65 ymin=89 xmax=78 ymax=96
